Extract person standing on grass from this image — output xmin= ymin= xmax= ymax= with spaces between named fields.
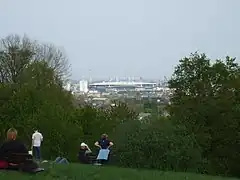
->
xmin=32 ymin=129 xmax=43 ymax=162
xmin=94 ymin=133 xmax=113 ymax=165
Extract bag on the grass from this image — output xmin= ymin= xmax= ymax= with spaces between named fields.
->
xmin=19 ymin=160 xmax=44 ymax=173
xmin=0 ymin=160 xmax=8 ymax=169
xmin=97 ymin=149 xmax=110 ymax=160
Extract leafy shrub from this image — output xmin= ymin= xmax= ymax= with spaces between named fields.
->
xmin=114 ymin=118 xmax=202 ymax=172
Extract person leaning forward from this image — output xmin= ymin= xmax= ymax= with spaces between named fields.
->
xmin=0 ymin=128 xmax=41 ymax=172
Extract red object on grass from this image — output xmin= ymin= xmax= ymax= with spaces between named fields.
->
xmin=0 ymin=160 xmax=8 ymax=169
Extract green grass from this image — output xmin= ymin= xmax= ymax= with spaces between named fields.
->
xmin=0 ymin=163 xmax=238 ymax=180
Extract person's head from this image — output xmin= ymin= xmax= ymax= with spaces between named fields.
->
xmin=7 ymin=128 xmax=18 ymax=140
xmin=80 ymin=142 xmax=87 ymax=149
xmin=101 ymin=133 xmax=108 ymax=140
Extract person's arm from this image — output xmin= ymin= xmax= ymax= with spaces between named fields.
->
xmin=86 ymin=150 xmax=91 ymax=153
xmin=86 ymin=145 xmax=92 ymax=153
xmin=94 ymin=141 xmax=101 ymax=149
xmin=108 ymin=141 xmax=114 ymax=149
xmin=31 ymin=134 xmax=35 ymax=149
xmin=40 ymin=133 xmax=43 ymax=142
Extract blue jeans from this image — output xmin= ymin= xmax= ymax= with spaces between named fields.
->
xmin=33 ymin=146 xmax=41 ymax=161
xmin=55 ymin=157 xmax=69 ymax=164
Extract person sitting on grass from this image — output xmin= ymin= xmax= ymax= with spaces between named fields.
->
xmin=0 ymin=128 xmax=43 ymax=173
xmin=78 ymin=142 xmax=92 ymax=164
xmin=54 ymin=157 xmax=69 ymax=164
xmin=94 ymin=134 xmax=113 ymax=165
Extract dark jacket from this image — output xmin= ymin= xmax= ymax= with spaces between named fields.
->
xmin=0 ymin=140 xmax=28 ymax=161
xmin=98 ymin=138 xmax=110 ymax=149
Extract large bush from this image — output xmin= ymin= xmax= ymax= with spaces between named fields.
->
xmin=113 ymin=117 xmax=202 ymax=172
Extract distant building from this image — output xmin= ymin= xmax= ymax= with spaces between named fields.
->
xmin=89 ymin=81 xmax=157 ymax=92
xmin=79 ymin=80 xmax=89 ymax=93
xmin=91 ymin=97 xmax=110 ymax=106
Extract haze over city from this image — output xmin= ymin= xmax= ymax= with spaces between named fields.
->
xmin=1 ymin=0 xmax=239 ymax=80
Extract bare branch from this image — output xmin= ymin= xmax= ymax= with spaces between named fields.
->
xmin=0 ymin=34 xmax=71 ymax=83
xmin=33 ymin=43 xmax=71 ymax=79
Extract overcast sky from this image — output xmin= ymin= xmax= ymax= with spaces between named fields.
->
xmin=0 ymin=0 xmax=239 ymax=80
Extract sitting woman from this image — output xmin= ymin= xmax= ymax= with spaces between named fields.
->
xmin=78 ymin=142 xmax=92 ymax=164
xmin=0 ymin=128 xmax=42 ymax=172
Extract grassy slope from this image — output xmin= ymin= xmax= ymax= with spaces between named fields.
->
xmin=0 ymin=163 xmax=238 ymax=180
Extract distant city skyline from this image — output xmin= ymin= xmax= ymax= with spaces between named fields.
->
xmin=70 ymin=76 xmax=168 ymax=82
xmin=1 ymin=0 xmax=240 ymax=79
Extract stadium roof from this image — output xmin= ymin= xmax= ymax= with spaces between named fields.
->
xmin=89 ymin=81 xmax=157 ymax=86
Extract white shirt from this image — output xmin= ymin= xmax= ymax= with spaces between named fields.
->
xmin=32 ymin=131 xmax=43 ymax=147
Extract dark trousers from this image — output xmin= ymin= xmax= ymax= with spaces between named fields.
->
xmin=33 ymin=146 xmax=41 ymax=161
xmin=99 ymin=159 xmax=108 ymax=164
xmin=78 ymin=154 xmax=91 ymax=164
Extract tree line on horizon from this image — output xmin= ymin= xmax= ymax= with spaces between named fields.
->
xmin=0 ymin=34 xmax=239 ymax=178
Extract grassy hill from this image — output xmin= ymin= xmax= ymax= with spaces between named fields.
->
xmin=0 ymin=163 xmax=238 ymax=180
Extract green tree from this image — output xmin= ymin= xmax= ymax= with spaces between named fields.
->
xmin=0 ymin=34 xmax=81 ymax=161
xmin=168 ymin=52 xmax=240 ymax=176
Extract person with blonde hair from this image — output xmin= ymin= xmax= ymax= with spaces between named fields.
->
xmin=0 ymin=128 xmax=28 ymax=156
xmin=6 ymin=128 xmax=18 ymax=140
xmin=0 ymin=128 xmax=28 ymax=160
xmin=0 ymin=128 xmax=43 ymax=172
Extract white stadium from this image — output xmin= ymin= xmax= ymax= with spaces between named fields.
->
xmin=64 ymin=80 xmax=170 ymax=93
xmin=89 ymin=81 xmax=157 ymax=87
xmin=88 ymin=81 xmax=158 ymax=92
